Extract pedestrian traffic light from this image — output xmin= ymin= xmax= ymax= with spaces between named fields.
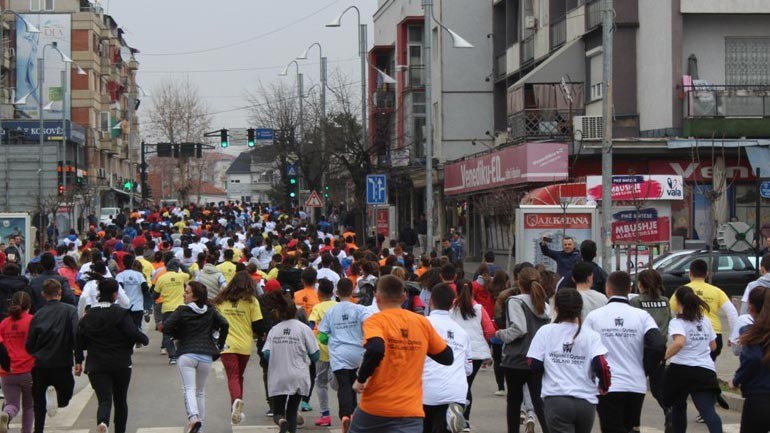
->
xmin=58 ymin=184 xmax=64 ymax=195
xmin=220 ymin=129 xmax=229 ymax=148
xmin=247 ymin=128 xmax=256 ymax=148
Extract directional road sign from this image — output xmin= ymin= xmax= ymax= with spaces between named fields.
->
xmin=256 ymin=128 xmax=274 ymax=141
xmin=761 ymin=181 xmax=770 ymax=199
xmin=305 ymin=190 xmax=324 ymax=208
xmin=366 ymin=174 xmax=388 ymax=205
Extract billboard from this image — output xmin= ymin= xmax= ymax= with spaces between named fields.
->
xmin=16 ymin=14 xmax=71 ymax=120
xmin=611 ymin=204 xmax=672 ymax=244
xmin=586 ymin=175 xmax=684 ymax=201
xmin=0 ymin=213 xmax=32 ymax=267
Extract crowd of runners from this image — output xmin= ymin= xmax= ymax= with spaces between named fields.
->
xmin=0 ymin=202 xmax=767 ymax=433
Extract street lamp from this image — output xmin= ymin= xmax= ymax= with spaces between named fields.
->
xmin=297 ymin=42 xmax=328 ymax=203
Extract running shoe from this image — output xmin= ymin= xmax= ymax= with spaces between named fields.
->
xmin=185 ymin=418 xmax=201 ymax=433
xmin=525 ymin=415 xmax=536 ymax=433
xmin=519 ymin=411 xmax=525 ymax=424
xmin=462 ymin=420 xmax=471 ymax=432
xmin=265 ymin=409 xmax=274 ymax=417
xmin=0 ymin=411 xmax=9 ymax=433
xmin=300 ymin=401 xmax=312 ymax=412
xmin=144 ymin=311 xmax=151 ymax=323
xmin=277 ymin=418 xmax=289 ymax=433
xmin=297 ymin=414 xmax=305 ymax=428
xmin=231 ymin=399 xmax=245 ymax=425
xmin=341 ymin=416 xmax=351 ymax=433
xmin=494 ymin=390 xmax=505 ymax=396
xmin=169 ymin=358 xmax=177 ymax=365
xmin=161 ymin=348 xmax=167 ymax=355
xmin=95 ymin=422 xmax=108 ymax=433
xmin=46 ymin=386 xmax=57 ymax=417
xmin=314 ymin=415 xmax=331 ymax=426
xmin=695 ymin=414 xmax=705 ymax=423
xmin=446 ymin=403 xmax=465 ymax=433
xmin=716 ymin=393 xmax=729 ymax=410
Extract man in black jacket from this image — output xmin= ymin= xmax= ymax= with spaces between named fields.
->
xmin=26 ymin=279 xmax=80 ymax=433
xmin=27 ymin=252 xmax=75 ymax=312
xmin=580 ymin=240 xmax=608 ymax=295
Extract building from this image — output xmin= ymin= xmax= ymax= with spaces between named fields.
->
xmin=370 ymin=0 xmax=493 ymax=250
xmin=225 ymin=146 xmax=279 ymax=204
xmin=0 ymin=0 xmax=140 ymax=232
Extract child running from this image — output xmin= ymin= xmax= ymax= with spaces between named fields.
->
xmin=0 ymin=292 xmax=35 ymax=433
xmin=307 ymin=279 xmax=337 ymax=427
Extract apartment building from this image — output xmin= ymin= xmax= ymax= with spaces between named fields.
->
xmin=0 ymin=0 xmax=139 ymax=230
xmin=226 ymin=147 xmax=279 ymax=204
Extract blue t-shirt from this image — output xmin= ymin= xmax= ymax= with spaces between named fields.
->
xmin=318 ymin=301 xmax=372 ymax=371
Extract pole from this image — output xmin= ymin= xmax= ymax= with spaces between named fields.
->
xmin=128 ymin=84 xmax=136 ymax=213
xmin=359 ymin=23 xmax=369 ymax=244
xmin=298 ymin=72 xmax=304 ymax=209
xmin=0 ymin=13 xmax=6 ymax=212
xmin=60 ymin=70 xmax=66 ymax=198
xmin=600 ymin=0 xmax=614 ymax=270
xmin=320 ymin=55 xmax=327 ymax=196
xmin=756 ymin=167 xmax=761 ymax=278
xmin=140 ymin=141 xmax=147 ymax=204
xmin=423 ymin=0 xmax=434 ymax=253
xmin=38 ymin=57 xmax=45 ymax=252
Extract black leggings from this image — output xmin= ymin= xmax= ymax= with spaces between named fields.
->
xmin=503 ymin=368 xmax=548 ymax=433
xmin=492 ymin=344 xmax=505 ymax=391
xmin=32 ymin=367 xmax=75 ymax=433
xmin=741 ymin=394 xmax=770 ymax=433
xmin=334 ymin=369 xmax=358 ymax=419
xmin=89 ymin=369 xmax=132 ymax=433
xmin=301 ymin=362 xmax=316 ymax=404
xmin=465 ymin=360 xmax=483 ymax=420
xmin=273 ymin=394 xmax=303 ymax=433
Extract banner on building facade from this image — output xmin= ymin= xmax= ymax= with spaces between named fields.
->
xmin=444 ymin=142 xmax=568 ymax=196
xmin=586 ymin=175 xmax=684 ymax=201
xmin=611 ymin=204 xmax=672 ymax=244
xmin=16 ymin=14 xmax=72 ymax=121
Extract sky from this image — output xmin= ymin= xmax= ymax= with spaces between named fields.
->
xmin=106 ymin=0 xmax=378 ymax=145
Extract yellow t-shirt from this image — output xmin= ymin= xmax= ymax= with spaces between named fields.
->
xmin=265 ymin=267 xmax=279 ymax=280
xmin=671 ymin=279 xmax=731 ymax=333
xmin=174 ymin=221 xmax=186 ymax=232
xmin=154 ymin=271 xmax=190 ymax=313
xmin=216 ymin=261 xmax=237 ymax=284
xmin=308 ymin=300 xmax=337 ymax=362
xmin=187 ymin=262 xmax=199 ymax=279
xmin=232 ymin=248 xmax=244 ymax=262
xmin=216 ymin=297 xmax=263 ymax=355
xmin=137 ymin=257 xmax=154 ymax=282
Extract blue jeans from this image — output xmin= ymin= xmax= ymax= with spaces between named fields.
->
xmin=671 ymin=391 xmax=722 ymax=433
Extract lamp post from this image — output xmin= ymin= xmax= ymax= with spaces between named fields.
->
xmin=297 ymin=43 xmax=327 ymax=198
xmin=0 ymin=11 xmax=38 ymax=211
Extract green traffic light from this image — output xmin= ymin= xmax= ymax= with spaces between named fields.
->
xmin=289 ymin=192 xmax=296 ymax=198
xmin=289 ymin=178 xmax=297 ymax=185
xmin=123 ymin=181 xmax=132 ymax=191
xmin=248 ymin=140 xmax=256 ymax=148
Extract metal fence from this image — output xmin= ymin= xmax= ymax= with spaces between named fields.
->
xmin=683 ymin=85 xmax=770 ymax=118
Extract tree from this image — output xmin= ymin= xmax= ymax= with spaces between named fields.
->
xmin=145 ymin=78 xmax=212 ymax=203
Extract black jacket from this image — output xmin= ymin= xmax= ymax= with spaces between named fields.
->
xmin=0 ymin=275 xmax=29 ymax=318
xmin=26 ymin=300 xmax=78 ymax=368
xmin=277 ymin=268 xmax=303 ymax=294
xmin=76 ymin=304 xmax=149 ymax=373
xmin=27 ymin=271 xmax=76 ymax=313
xmin=162 ymin=304 xmax=229 ymax=359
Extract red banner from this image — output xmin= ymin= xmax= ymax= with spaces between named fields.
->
xmin=524 ymin=213 xmax=593 ymax=229
xmin=376 ymin=208 xmax=389 ymax=237
xmin=613 ymin=217 xmax=671 ymax=243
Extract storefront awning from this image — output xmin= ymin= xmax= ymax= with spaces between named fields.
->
xmin=511 ymin=39 xmax=585 ymax=89
xmin=746 ymin=146 xmax=770 ymax=177
xmin=667 ymin=139 xmax=770 ymax=149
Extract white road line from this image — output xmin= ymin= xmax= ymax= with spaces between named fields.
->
xmin=642 ymin=424 xmax=740 ymax=433
xmin=136 ymin=426 xmax=340 ymax=433
xmin=9 ymin=381 xmax=94 ymax=429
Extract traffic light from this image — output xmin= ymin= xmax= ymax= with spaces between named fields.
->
xmin=58 ymin=184 xmax=64 ymax=195
xmin=220 ymin=129 xmax=229 ymax=148
xmin=123 ymin=180 xmax=133 ymax=192
xmin=247 ymin=128 xmax=256 ymax=148
xmin=288 ymin=175 xmax=298 ymax=199
xmin=323 ymin=185 xmax=330 ymax=199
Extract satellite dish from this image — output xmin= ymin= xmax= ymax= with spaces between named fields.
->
xmin=717 ymin=222 xmax=755 ymax=252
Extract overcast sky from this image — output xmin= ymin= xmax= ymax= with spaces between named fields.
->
xmin=106 ymin=0 xmax=378 ymax=142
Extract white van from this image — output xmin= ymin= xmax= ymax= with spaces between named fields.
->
xmin=99 ymin=207 xmax=120 ymax=226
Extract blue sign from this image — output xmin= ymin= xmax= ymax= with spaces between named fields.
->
xmin=366 ymin=174 xmax=388 ymax=205
xmin=256 ymin=128 xmax=274 ymax=140
xmin=286 ymin=163 xmax=298 ymax=176
xmin=761 ymin=181 xmax=770 ymax=199
xmin=0 ymin=120 xmax=86 ymax=145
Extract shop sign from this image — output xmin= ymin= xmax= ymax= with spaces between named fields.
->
xmin=444 ymin=142 xmax=568 ymax=195
xmin=523 ymin=213 xmax=592 ymax=229
xmin=611 ymin=206 xmax=671 ymax=244
xmin=586 ymin=175 xmax=684 ymax=201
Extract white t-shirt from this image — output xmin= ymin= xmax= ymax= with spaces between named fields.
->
xmin=729 ymin=314 xmax=754 ymax=346
xmin=78 ymin=279 xmax=131 ymax=318
xmin=422 ymin=311 xmax=472 ymax=406
xmin=317 ymin=268 xmax=341 ymax=291
xmin=585 ymin=299 xmax=658 ymax=393
xmin=264 ymin=319 xmax=319 ymax=397
xmin=78 ymin=262 xmax=113 ymax=279
xmin=668 ymin=317 xmax=716 ymax=371
xmin=527 ymin=322 xmax=607 ymax=404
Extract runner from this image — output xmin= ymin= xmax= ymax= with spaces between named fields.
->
xmin=153 ymin=259 xmax=190 ymax=365
xmin=348 ymin=275 xmax=453 ymax=433
xmin=741 ymin=254 xmax=770 ymax=314
xmin=162 ymin=281 xmax=229 ymax=433
xmin=0 ymin=292 xmax=34 ymax=433
xmin=115 ymin=256 xmax=150 ymax=329
xmin=78 ymin=262 xmax=130 ymax=318
xmin=76 ymin=279 xmax=149 ymax=433
xmin=294 ymin=267 xmax=320 ymax=412
xmin=196 ymin=255 xmax=226 ymax=300
xmin=527 ymin=288 xmax=610 ymax=433
xmin=0 ymin=264 xmax=29 ymax=319
xmin=213 ymin=271 xmax=265 ymax=425
xmin=307 ymin=279 xmax=337 ymax=427
xmin=262 ymin=290 xmax=320 ymax=433
xmin=568 ymin=262 xmax=608 ymax=319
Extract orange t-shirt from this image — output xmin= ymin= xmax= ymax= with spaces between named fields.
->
xmin=293 ymin=287 xmax=320 ymax=318
xmin=414 ymin=266 xmax=429 ymax=278
xmin=359 ymin=308 xmax=448 ymax=418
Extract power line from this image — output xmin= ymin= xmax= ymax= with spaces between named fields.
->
xmin=141 ymin=0 xmax=341 ymax=57
xmin=139 ymin=57 xmax=358 ymax=75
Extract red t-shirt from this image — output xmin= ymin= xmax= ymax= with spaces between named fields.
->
xmin=131 ymin=236 xmax=147 ymax=250
xmin=472 ymin=281 xmax=495 ymax=320
xmin=0 ymin=313 xmax=35 ymax=376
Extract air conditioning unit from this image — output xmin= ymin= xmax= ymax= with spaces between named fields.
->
xmin=524 ymin=16 xmax=537 ymax=29
xmin=573 ymin=115 xmax=603 ymax=140
xmin=97 ymin=168 xmax=106 ymax=179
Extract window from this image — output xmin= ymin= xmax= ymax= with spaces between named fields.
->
xmin=30 ymin=0 xmax=41 ymax=11
xmin=99 ymin=112 xmax=110 ymax=132
xmin=586 ymin=48 xmax=603 ymax=102
xmin=408 ymin=25 xmax=422 ymax=44
xmin=44 ymin=0 xmax=54 ymax=11
xmin=725 ymin=37 xmax=770 ymax=85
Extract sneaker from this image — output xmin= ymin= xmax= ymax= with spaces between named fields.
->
xmin=46 ymin=386 xmax=57 ymax=417
xmin=462 ymin=420 xmax=471 ymax=432
xmin=95 ymin=422 xmax=108 ymax=433
xmin=277 ymin=418 xmax=289 ymax=433
xmin=231 ymin=398 xmax=245 ymax=425
xmin=297 ymin=414 xmax=305 ymax=428
xmin=695 ymin=414 xmax=705 ymax=423
xmin=144 ymin=311 xmax=151 ymax=323
xmin=494 ymin=390 xmax=506 ymax=396
xmin=0 ymin=412 xmax=10 ymax=433
xmin=341 ymin=416 xmax=351 ymax=433
xmin=716 ymin=393 xmax=729 ymax=410
xmin=169 ymin=358 xmax=177 ymax=365
xmin=161 ymin=348 xmax=167 ymax=355
xmin=265 ymin=409 xmax=274 ymax=417
xmin=520 ymin=411 xmax=526 ymax=424
xmin=185 ymin=418 xmax=201 ymax=433
xmin=525 ymin=416 xmax=536 ymax=433
xmin=315 ymin=415 xmax=332 ymax=426
xmin=446 ymin=403 xmax=465 ymax=433
xmin=300 ymin=401 xmax=312 ymax=412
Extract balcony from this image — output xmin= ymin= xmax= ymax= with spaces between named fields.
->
xmin=495 ymin=52 xmax=507 ymax=80
xmin=550 ymin=19 xmax=567 ymax=50
xmin=586 ymin=0 xmax=602 ymax=30
xmin=683 ymin=84 xmax=770 ymax=138
xmin=520 ymin=35 xmax=535 ymax=66
xmin=372 ymin=89 xmax=395 ymax=112
xmin=406 ymin=65 xmax=425 ymax=89
xmin=681 ymin=0 xmax=770 ymax=14
xmin=508 ymin=109 xmax=583 ymax=143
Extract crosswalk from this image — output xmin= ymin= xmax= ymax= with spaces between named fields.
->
xmin=641 ymin=424 xmax=740 ymax=433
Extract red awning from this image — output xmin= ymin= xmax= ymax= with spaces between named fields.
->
xmin=521 ymin=182 xmax=587 ymax=205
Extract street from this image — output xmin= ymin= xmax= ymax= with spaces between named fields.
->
xmin=28 ymin=325 xmax=742 ymax=433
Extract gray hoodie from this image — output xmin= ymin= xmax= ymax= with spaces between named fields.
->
xmin=495 ymin=294 xmax=552 ymax=343
xmin=197 ymin=264 xmax=226 ymax=299
xmin=741 ymin=273 xmax=770 ymax=314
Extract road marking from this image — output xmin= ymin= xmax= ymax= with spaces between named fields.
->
xmin=642 ymin=424 xmax=739 ymax=433
xmin=9 ymin=381 xmax=94 ymax=429
xmin=136 ymin=426 xmax=341 ymax=433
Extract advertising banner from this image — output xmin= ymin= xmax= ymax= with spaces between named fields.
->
xmin=444 ymin=142 xmax=568 ymax=196
xmin=516 ymin=206 xmax=601 ymax=273
xmin=611 ymin=204 xmax=672 ymax=244
xmin=16 ymin=14 xmax=71 ymax=120
xmin=586 ymin=175 xmax=684 ymax=201
xmin=0 ymin=213 xmax=32 ymax=267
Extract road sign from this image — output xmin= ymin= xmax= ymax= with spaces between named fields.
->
xmin=305 ymin=190 xmax=324 ymax=208
xmin=366 ymin=174 xmax=388 ymax=205
xmin=286 ymin=163 xmax=298 ymax=176
xmin=256 ymin=128 xmax=274 ymax=141
xmin=761 ymin=181 xmax=770 ymax=199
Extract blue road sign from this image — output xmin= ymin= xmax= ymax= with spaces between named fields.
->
xmin=366 ymin=174 xmax=387 ymax=205
xmin=761 ymin=181 xmax=770 ymax=199
xmin=286 ymin=163 xmax=298 ymax=176
xmin=256 ymin=128 xmax=274 ymax=140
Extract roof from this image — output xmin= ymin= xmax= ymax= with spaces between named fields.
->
xmin=251 ymin=145 xmax=277 ymax=164
xmin=146 ymin=173 xmax=226 ymax=201
xmin=226 ymin=152 xmax=252 ymax=175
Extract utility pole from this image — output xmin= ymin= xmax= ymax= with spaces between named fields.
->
xmin=127 ymin=81 xmax=137 ymax=213
xmin=37 ymin=57 xmax=45 ymax=252
xmin=600 ymin=0 xmax=614 ymax=270
xmin=423 ymin=0 xmax=434 ymax=253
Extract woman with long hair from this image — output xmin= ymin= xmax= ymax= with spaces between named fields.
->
xmin=496 ymin=267 xmax=551 ymax=433
xmin=450 ymin=279 xmax=495 ymax=431
xmin=77 ymin=262 xmax=130 ymax=318
xmin=213 ymin=272 xmax=265 ymax=425
xmin=732 ymin=286 xmax=770 ymax=433
xmin=162 ymin=281 xmax=229 ymax=433
xmin=263 ymin=290 xmax=320 ymax=433
xmin=663 ymin=286 xmax=722 ymax=433
xmin=527 ymin=288 xmax=610 ymax=433
xmin=471 ymin=264 xmax=494 ymax=318
xmin=58 ymin=255 xmax=81 ymax=299
xmin=490 ymin=268 xmax=514 ymax=397
xmin=76 ymin=279 xmax=149 ymax=433
xmin=0 ymin=292 xmax=34 ymax=433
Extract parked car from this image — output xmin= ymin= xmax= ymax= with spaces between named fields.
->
xmin=660 ymin=250 xmax=756 ymax=298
